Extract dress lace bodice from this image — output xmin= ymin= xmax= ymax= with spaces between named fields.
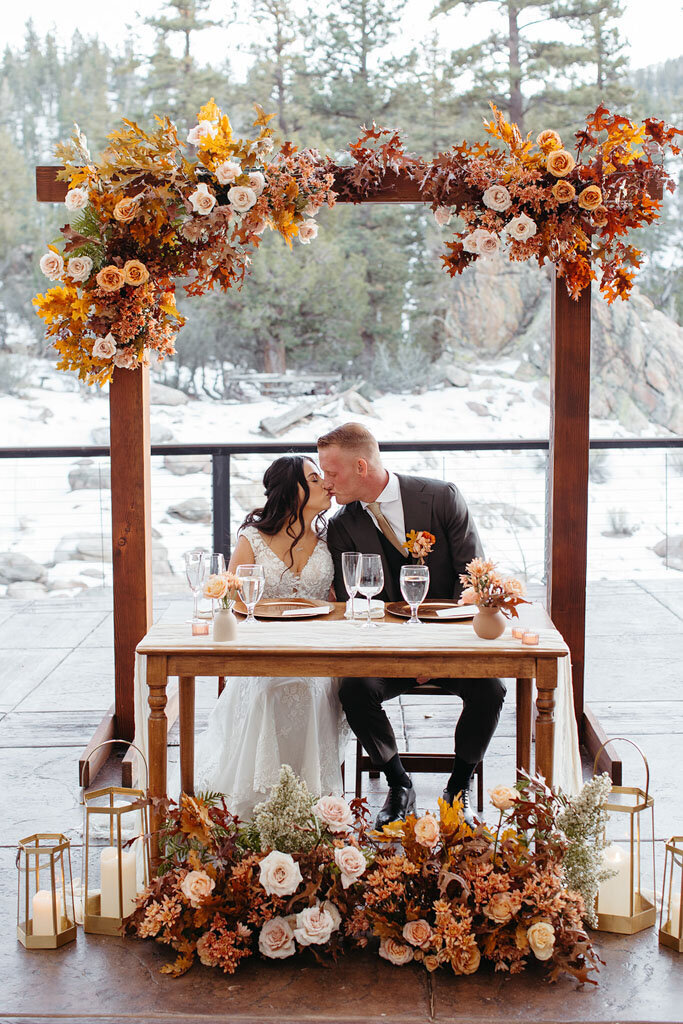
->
xmin=240 ymin=525 xmax=334 ymax=601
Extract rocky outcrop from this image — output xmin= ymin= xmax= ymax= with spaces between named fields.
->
xmin=150 ymin=381 xmax=189 ymax=406
xmin=166 ymin=497 xmax=212 ymax=523
xmin=0 ymin=552 xmax=47 ymax=584
xmin=68 ymin=459 xmax=111 ymax=491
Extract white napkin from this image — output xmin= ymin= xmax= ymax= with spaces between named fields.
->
xmin=345 ymin=598 xmax=384 ymax=619
xmin=435 ymin=605 xmax=476 ymax=620
xmin=281 ymin=605 xmax=332 ymax=617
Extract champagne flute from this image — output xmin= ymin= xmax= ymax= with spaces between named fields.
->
xmin=358 ymin=553 xmax=384 ymax=630
xmin=236 ymin=564 xmax=265 ymax=625
xmin=342 ymin=551 xmax=362 ymax=621
xmin=184 ymin=549 xmax=206 ymax=622
xmin=400 ymin=564 xmax=430 ymax=625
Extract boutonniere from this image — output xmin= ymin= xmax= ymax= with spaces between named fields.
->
xmin=403 ymin=530 xmax=435 ymax=565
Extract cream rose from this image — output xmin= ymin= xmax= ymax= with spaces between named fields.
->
xmin=489 ymin=784 xmax=518 ymax=811
xmin=113 ymin=348 xmax=137 ymax=369
xmin=66 ymin=256 xmax=93 ymax=282
xmin=39 ymin=251 xmax=64 ymax=280
xmin=113 ymin=197 xmax=138 ymax=223
xmin=458 ymin=586 xmax=478 ymax=605
xmin=434 ymin=205 xmax=452 ymax=227
xmin=228 ymin=185 xmax=257 ymax=213
xmin=189 ymin=183 xmax=217 ymax=215
xmin=536 ymin=129 xmax=563 ymax=153
xmin=92 ymin=333 xmax=117 ymax=360
xmin=578 ymin=184 xmax=603 ymax=211
xmin=483 ymin=891 xmax=522 ymax=925
xmin=414 ymin=813 xmax=440 ymax=850
xmin=180 ymin=869 xmax=215 ymax=907
xmin=552 ymin=180 xmax=576 ymax=203
xmin=258 ymin=850 xmax=302 ymax=897
xmin=302 ymin=200 xmax=320 ymax=217
xmin=546 ymin=149 xmax=575 ymax=177
xmin=322 ymin=900 xmax=341 ymax=931
xmin=293 ymin=904 xmax=337 ymax=946
xmin=314 ymin=795 xmax=353 ymax=833
xmin=248 ymin=171 xmax=266 ymax=196
xmin=379 ymin=937 xmax=414 ymax=966
xmin=334 ymin=846 xmax=366 ymax=888
xmin=203 ymin=573 xmax=229 ymax=600
xmin=402 ymin=919 xmax=433 ymax=948
xmin=123 ymin=260 xmax=149 ymax=286
xmin=462 ymin=232 xmax=480 ymax=254
xmin=215 ymin=160 xmax=241 ymax=185
xmin=477 ymin=230 xmax=500 ymax=258
xmin=506 ymin=213 xmax=537 ymax=242
xmin=482 ymin=185 xmax=512 ymax=212
xmin=96 ymin=266 xmax=126 ymax=292
xmin=65 ymin=187 xmax=88 ymax=212
xmin=298 ymin=219 xmax=319 ymax=244
xmin=451 ymin=942 xmax=481 ymax=974
xmin=527 ymin=921 xmax=555 ymax=961
xmin=258 ymin=916 xmax=296 ymax=959
xmin=187 ymin=119 xmax=217 ymax=147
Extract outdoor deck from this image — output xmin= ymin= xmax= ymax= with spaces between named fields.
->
xmin=1 ymin=578 xmax=682 ymax=1022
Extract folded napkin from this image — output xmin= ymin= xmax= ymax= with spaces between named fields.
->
xmin=435 ymin=605 xmax=476 ymax=620
xmin=345 ymin=598 xmax=384 ymax=619
xmin=281 ymin=604 xmax=332 ymax=617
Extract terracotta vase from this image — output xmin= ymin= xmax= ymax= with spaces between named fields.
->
xmin=212 ymin=606 xmax=237 ymax=642
xmin=472 ymin=604 xmax=506 ymax=640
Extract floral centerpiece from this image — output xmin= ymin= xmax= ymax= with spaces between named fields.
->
xmin=458 ymin=557 xmax=528 ymax=618
xmin=203 ymin=571 xmax=241 ymax=609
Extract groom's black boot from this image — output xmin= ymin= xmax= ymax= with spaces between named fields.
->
xmin=442 ymin=755 xmax=477 ymax=828
xmin=375 ymin=754 xmax=416 ymax=830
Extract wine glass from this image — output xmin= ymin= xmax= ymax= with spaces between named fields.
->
xmin=205 ymin=553 xmax=226 ymax=616
xmin=184 ymin=549 xmax=206 ymax=622
xmin=342 ymin=551 xmax=362 ymax=621
xmin=358 ymin=553 xmax=384 ymax=630
xmin=400 ymin=564 xmax=430 ymax=625
xmin=236 ymin=564 xmax=265 ymax=625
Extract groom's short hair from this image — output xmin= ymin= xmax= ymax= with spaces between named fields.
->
xmin=317 ymin=422 xmax=380 ymax=460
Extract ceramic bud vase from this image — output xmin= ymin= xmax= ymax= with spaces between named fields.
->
xmin=472 ymin=604 xmax=506 ymax=640
xmin=212 ymin=605 xmax=237 ymax=642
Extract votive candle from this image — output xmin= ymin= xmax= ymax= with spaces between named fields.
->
xmin=191 ymin=619 xmax=209 ymax=636
xmin=522 ymin=631 xmax=539 ymax=645
xmin=511 ymin=627 xmax=525 ymax=639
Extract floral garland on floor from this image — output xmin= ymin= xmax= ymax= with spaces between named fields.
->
xmin=127 ymin=766 xmax=604 ymax=984
xmin=33 ymin=100 xmax=680 ymax=386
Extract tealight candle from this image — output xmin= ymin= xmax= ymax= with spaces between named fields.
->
xmin=191 ymin=619 xmax=209 ymax=636
xmin=522 ymin=631 xmax=539 ymax=645
xmin=511 ymin=627 xmax=525 ymax=639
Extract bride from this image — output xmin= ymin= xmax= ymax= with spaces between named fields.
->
xmin=194 ymin=454 xmax=348 ymax=818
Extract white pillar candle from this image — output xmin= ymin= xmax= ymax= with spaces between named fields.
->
xmin=100 ymin=846 xmax=138 ymax=918
xmin=32 ymin=889 xmax=56 ymax=936
xmin=597 ymin=844 xmax=632 ymax=917
xmin=666 ymin=893 xmax=682 ymax=938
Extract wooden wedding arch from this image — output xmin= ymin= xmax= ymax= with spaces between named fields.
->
xmin=36 ymin=163 xmax=622 ymax=784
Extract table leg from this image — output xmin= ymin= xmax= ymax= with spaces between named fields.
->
xmin=147 ymin=655 xmax=168 ymax=867
xmin=516 ymin=677 xmax=533 ymax=779
xmin=179 ymin=676 xmax=196 ymax=796
xmin=535 ymin=659 xmax=557 ymax=787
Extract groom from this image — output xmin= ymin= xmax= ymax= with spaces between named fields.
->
xmin=317 ymin=422 xmax=505 ymax=828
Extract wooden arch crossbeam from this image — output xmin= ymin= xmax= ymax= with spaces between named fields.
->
xmin=35 ymin=163 xmax=619 ymax=786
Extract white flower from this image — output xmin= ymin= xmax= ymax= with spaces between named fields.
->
xmin=113 ymin=348 xmax=137 ymax=369
xmin=92 ymin=333 xmax=117 ymax=360
xmin=227 ymin=185 xmax=257 ymax=212
xmin=293 ymin=904 xmax=337 ymax=946
xmin=258 ymin=916 xmax=296 ymax=959
xmin=462 ymin=232 xmax=480 ymax=254
xmin=334 ymin=846 xmax=366 ymax=888
xmin=65 ymin=187 xmax=89 ymax=212
xmin=314 ymin=795 xmax=352 ymax=833
xmin=482 ymin=184 xmax=512 ymax=212
xmin=322 ymin=900 xmax=341 ymax=931
xmin=215 ymin=160 xmax=241 ymax=185
xmin=179 ymin=869 xmax=215 ymax=908
xmin=248 ymin=171 xmax=266 ymax=196
xmin=434 ymin=205 xmax=452 ymax=227
xmin=505 ymin=212 xmax=537 ymax=242
xmin=188 ymin=182 xmax=217 ymax=216
xmin=298 ymin=219 xmax=319 ymax=244
xmin=302 ymin=200 xmax=320 ymax=217
xmin=39 ymin=251 xmax=64 ymax=280
xmin=258 ymin=850 xmax=302 ymax=897
xmin=527 ymin=921 xmax=556 ymax=960
xmin=476 ymin=229 xmax=500 ymax=258
xmin=66 ymin=256 xmax=93 ymax=283
xmin=187 ymin=119 xmax=217 ymax=147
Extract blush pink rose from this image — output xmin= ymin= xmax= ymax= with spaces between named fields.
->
xmin=258 ymin=916 xmax=296 ymax=959
xmin=187 ymin=119 xmax=217 ymax=146
xmin=476 ymin=230 xmax=500 ymax=258
xmin=434 ymin=205 xmax=452 ymax=227
xmin=489 ymin=784 xmax=518 ymax=811
xmin=293 ymin=904 xmax=337 ymax=946
xmin=228 ymin=185 xmax=257 ymax=212
xmin=402 ymin=919 xmax=433 ymax=948
xmin=65 ymin=187 xmax=89 ymax=212
xmin=413 ymin=813 xmax=440 ymax=849
xmin=506 ymin=212 xmax=537 ymax=242
xmin=248 ymin=171 xmax=266 ymax=196
xmin=215 ymin=160 xmax=241 ymax=185
xmin=40 ymin=251 xmax=64 ymax=280
xmin=334 ymin=845 xmax=366 ymax=888
xmin=66 ymin=256 xmax=93 ymax=282
xmin=92 ymin=333 xmax=117 ymax=360
xmin=180 ymin=869 xmax=215 ymax=907
xmin=189 ymin=183 xmax=217 ymax=215
xmin=482 ymin=184 xmax=512 ymax=212
xmin=314 ymin=795 xmax=353 ymax=833
xmin=258 ymin=850 xmax=302 ymax=897
xmin=298 ymin=219 xmax=319 ymax=244
xmin=379 ymin=936 xmax=414 ymax=965
xmin=113 ymin=348 xmax=137 ymax=369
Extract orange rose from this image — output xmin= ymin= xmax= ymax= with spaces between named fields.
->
xmin=592 ymin=205 xmax=608 ymax=227
xmin=537 ymin=129 xmax=562 ymax=153
xmin=546 ymin=149 xmax=575 ymax=177
xmin=578 ymin=185 xmax=603 ymax=211
xmin=552 ymin=181 xmax=576 ymax=203
xmin=96 ymin=265 xmax=126 ymax=292
xmin=113 ymin=197 xmax=138 ymax=223
xmin=123 ymin=260 xmax=149 ymax=286
xmin=451 ymin=941 xmax=481 ymax=975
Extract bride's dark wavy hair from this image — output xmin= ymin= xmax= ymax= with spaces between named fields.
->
xmin=240 ymin=455 xmax=327 ymax=569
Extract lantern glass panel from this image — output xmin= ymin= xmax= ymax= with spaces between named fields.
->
xmin=659 ymin=837 xmax=683 ymax=952
xmin=596 ymin=786 xmax=656 ymax=934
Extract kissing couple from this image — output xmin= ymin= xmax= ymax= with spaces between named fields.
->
xmin=194 ymin=422 xmax=505 ymax=827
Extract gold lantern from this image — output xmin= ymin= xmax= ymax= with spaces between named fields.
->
xmin=594 ymin=738 xmax=656 ymax=934
xmin=17 ymin=833 xmax=77 ymax=949
xmin=81 ymin=741 xmax=151 ymax=935
xmin=659 ymin=836 xmax=683 ymax=952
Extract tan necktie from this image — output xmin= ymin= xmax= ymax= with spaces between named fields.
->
xmin=367 ymin=501 xmax=406 ymax=556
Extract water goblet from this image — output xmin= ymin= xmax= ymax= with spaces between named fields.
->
xmin=236 ymin=564 xmax=265 ymax=625
xmin=400 ymin=564 xmax=430 ymax=625
xmin=358 ymin=553 xmax=384 ymax=630
xmin=184 ymin=549 xmax=207 ymax=623
xmin=342 ymin=551 xmax=362 ymax=621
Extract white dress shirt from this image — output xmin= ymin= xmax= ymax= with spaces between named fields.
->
xmin=361 ymin=472 xmax=406 ymax=546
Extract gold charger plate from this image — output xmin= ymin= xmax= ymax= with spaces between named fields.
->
xmin=385 ymin=600 xmax=475 ymax=621
xmin=232 ymin=597 xmax=333 ymax=619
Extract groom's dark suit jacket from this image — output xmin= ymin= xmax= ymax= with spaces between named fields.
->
xmin=326 ymin=474 xmax=484 ymax=603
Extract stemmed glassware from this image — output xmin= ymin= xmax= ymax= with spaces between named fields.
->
xmin=184 ymin=549 xmax=207 ymax=622
xmin=400 ymin=564 xmax=430 ymax=625
xmin=205 ymin=553 xmax=226 ymax=617
xmin=342 ymin=551 xmax=362 ymax=621
xmin=358 ymin=554 xmax=384 ymax=630
xmin=236 ymin=564 xmax=265 ymax=625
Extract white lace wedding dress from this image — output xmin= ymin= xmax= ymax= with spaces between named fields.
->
xmin=194 ymin=525 xmax=349 ymax=818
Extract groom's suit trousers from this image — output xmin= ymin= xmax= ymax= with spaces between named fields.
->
xmin=339 ymin=674 xmax=506 ymax=768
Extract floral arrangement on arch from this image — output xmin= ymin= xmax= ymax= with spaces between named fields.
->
xmin=33 ymin=99 xmax=335 ymax=386
xmin=128 ymin=765 xmax=601 ymax=984
xmin=458 ymin=557 xmax=529 ymax=618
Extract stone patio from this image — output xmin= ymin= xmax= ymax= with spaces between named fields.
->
xmin=1 ymin=579 xmax=682 ymax=1022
